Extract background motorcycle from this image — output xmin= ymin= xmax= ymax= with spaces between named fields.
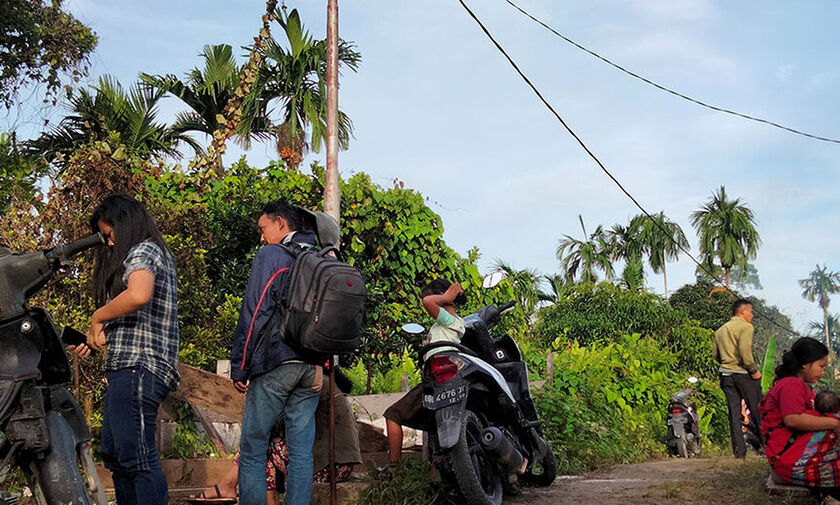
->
xmin=0 ymin=234 xmax=106 ymax=505
xmin=405 ymin=277 xmax=557 ymax=505
xmin=665 ymin=377 xmax=701 ymax=458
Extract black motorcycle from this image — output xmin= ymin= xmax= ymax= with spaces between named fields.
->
xmin=0 ymin=234 xmax=106 ymax=505
xmin=411 ymin=301 xmax=557 ymax=505
xmin=665 ymin=379 xmax=701 ymax=458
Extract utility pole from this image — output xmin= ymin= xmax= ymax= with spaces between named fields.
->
xmin=325 ymin=3 xmax=339 ymax=505
xmin=325 ymin=0 xmax=340 ymax=222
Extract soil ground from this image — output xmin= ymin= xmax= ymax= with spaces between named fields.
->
xmin=165 ymin=454 xmax=821 ymax=505
xmin=508 ymin=455 xmax=818 ymax=505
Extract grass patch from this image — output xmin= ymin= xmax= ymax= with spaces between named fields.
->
xmin=360 ymin=459 xmax=446 ymax=505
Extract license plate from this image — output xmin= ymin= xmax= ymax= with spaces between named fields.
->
xmin=423 ymin=383 xmax=467 ymax=409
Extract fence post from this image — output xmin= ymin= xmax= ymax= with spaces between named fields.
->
xmin=546 ymin=353 xmax=555 ymax=386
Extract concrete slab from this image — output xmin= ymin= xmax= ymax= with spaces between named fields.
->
xmin=765 ymin=474 xmax=811 ymax=496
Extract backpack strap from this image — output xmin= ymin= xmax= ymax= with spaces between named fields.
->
xmin=318 ymin=245 xmax=342 ymax=261
xmin=279 ymin=242 xmax=313 ymax=257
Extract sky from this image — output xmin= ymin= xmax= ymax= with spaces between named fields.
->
xmin=5 ymin=0 xmax=840 ymax=334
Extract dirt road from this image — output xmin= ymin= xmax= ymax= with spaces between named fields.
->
xmin=508 ymin=455 xmax=817 ymax=505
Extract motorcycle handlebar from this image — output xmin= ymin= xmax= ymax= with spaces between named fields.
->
xmin=46 ymin=233 xmax=104 ymax=265
xmin=499 ymin=301 xmax=516 ymax=312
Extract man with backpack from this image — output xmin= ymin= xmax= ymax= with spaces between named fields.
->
xmin=230 ymin=200 xmax=324 ymax=505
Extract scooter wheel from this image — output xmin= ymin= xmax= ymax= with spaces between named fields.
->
xmin=26 ymin=411 xmax=94 ymax=505
xmin=448 ymin=409 xmax=503 ymax=505
xmin=522 ymin=437 xmax=557 ymax=486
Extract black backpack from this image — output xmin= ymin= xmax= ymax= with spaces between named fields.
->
xmin=279 ymin=243 xmax=365 ymax=354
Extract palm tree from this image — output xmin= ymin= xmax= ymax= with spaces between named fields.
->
xmin=26 ymin=75 xmax=200 ymax=168
xmin=542 ymin=273 xmax=569 ymax=303
xmin=140 ymin=44 xmax=270 ymax=150
xmin=799 ymin=265 xmax=840 ymax=349
xmin=638 ymin=211 xmax=689 ymax=298
xmin=493 ymin=260 xmax=548 ymax=327
xmin=809 ymin=313 xmax=839 ymax=352
xmin=254 ymin=7 xmax=361 ymax=168
xmin=690 ymin=186 xmax=761 ymax=289
xmin=605 ymin=219 xmax=645 ymax=292
xmin=556 ymin=215 xmax=614 ymax=284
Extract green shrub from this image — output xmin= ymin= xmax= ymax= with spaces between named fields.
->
xmin=535 ymin=282 xmax=682 ymax=347
xmin=345 ymin=350 xmax=421 ymax=395
xmin=669 ymin=320 xmax=716 ymax=379
xmin=535 ymin=334 xmax=716 ymax=473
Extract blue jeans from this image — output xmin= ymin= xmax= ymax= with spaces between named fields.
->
xmin=102 ymin=367 xmax=169 ymax=505
xmin=238 ymin=363 xmax=319 ymax=505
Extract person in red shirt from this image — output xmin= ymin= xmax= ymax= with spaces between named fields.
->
xmin=760 ymin=337 xmax=840 ymax=492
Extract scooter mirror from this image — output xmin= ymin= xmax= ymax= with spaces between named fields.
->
xmin=687 ymin=376 xmax=698 ymax=384
xmin=482 ymin=271 xmax=507 ymax=289
xmin=401 ymin=323 xmax=426 ymax=334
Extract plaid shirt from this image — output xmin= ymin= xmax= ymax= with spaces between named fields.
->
xmin=103 ymin=240 xmax=180 ymax=390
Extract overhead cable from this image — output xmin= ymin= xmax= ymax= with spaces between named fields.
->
xmin=506 ymin=0 xmax=840 ymax=145
xmin=456 ymin=0 xmax=802 ymax=338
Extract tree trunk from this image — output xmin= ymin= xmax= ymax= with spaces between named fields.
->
xmin=663 ymin=262 xmax=669 ymax=299
xmin=724 ymin=267 xmax=731 ymax=289
xmin=825 ymin=307 xmax=831 ymax=351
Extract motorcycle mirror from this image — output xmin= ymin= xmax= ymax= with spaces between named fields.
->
xmin=482 ymin=271 xmax=507 ymax=289
xmin=401 ymin=323 xmax=426 ymax=334
xmin=687 ymin=376 xmax=698 ymax=384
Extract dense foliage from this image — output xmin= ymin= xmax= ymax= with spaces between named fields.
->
xmin=533 ymin=334 xmax=727 ymax=473
xmin=0 ymin=0 xmax=97 ymax=109
xmin=535 ymin=282 xmax=682 ymax=348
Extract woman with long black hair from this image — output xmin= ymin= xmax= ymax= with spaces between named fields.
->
xmin=760 ymin=337 xmax=840 ymax=492
xmin=70 ymin=194 xmax=179 ymax=505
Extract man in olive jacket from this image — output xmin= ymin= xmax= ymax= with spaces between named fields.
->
xmin=713 ymin=298 xmax=762 ymax=458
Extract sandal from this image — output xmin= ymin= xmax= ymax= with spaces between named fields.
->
xmin=185 ymin=484 xmax=237 ymax=504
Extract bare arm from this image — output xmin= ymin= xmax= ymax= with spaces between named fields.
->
xmin=784 ymin=413 xmax=840 ymax=437
xmin=73 ymin=269 xmax=155 ymax=356
xmin=94 ymin=269 xmax=155 ymax=321
xmin=422 ymin=282 xmax=463 ymax=319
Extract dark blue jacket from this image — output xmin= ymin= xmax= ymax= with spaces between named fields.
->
xmin=230 ymin=230 xmax=316 ymax=382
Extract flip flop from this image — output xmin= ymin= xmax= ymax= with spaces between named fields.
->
xmin=185 ymin=484 xmax=237 ymax=504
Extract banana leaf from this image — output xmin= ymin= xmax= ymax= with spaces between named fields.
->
xmin=761 ymin=337 xmax=776 ymax=393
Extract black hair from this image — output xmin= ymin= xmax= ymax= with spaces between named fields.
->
xmin=774 ymin=337 xmax=829 ymax=382
xmin=89 ymin=194 xmax=169 ymax=305
xmin=815 ymin=391 xmax=840 ymax=414
xmin=421 ymin=277 xmax=466 ymax=306
xmin=732 ymin=298 xmax=752 ymax=316
xmin=421 ymin=278 xmax=451 ymax=298
xmin=262 ymin=199 xmax=304 ymax=231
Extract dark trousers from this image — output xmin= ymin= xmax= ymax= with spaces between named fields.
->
xmin=720 ymin=373 xmax=763 ymax=458
xmin=102 ymin=367 xmax=169 ymax=505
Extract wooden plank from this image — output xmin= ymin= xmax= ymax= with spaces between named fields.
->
xmin=170 ymin=363 xmax=245 ymax=420
xmin=192 ymin=406 xmax=232 ymax=457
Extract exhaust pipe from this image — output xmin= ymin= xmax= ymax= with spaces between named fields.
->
xmin=480 ymin=427 xmax=524 ymax=473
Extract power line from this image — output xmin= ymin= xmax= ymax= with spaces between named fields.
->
xmin=456 ymin=0 xmax=802 ymax=339
xmin=506 ymin=0 xmax=840 ymax=146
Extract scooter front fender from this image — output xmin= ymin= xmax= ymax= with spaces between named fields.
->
xmin=435 ymin=400 xmax=467 ymax=450
xmin=667 ymin=416 xmax=686 ymax=438
xmin=49 ymin=386 xmax=92 ymax=444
